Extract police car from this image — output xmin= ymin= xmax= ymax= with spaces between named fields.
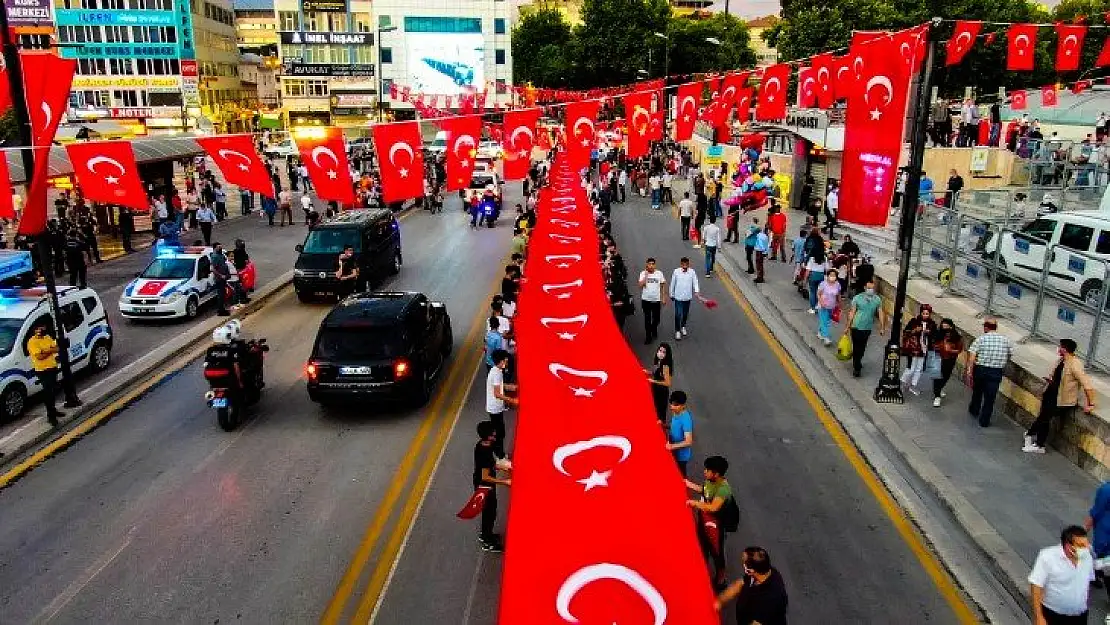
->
xmin=119 ymin=246 xmax=219 ymax=320
xmin=0 ymin=285 xmax=113 ymax=420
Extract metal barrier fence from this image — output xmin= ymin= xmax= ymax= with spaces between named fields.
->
xmin=909 ymin=201 xmax=1110 ymax=371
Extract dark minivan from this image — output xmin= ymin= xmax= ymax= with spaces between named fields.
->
xmin=305 ymin=291 xmax=453 ymax=406
xmin=293 ymin=209 xmax=402 ymax=302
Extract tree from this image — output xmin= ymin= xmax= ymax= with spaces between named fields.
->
xmin=667 ymin=13 xmax=758 ymax=77
xmin=511 ymin=8 xmax=574 ymax=88
xmin=574 ymin=0 xmax=672 ymax=88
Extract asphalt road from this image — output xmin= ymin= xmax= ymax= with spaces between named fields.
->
xmin=0 ymin=198 xmax=512 ymax=624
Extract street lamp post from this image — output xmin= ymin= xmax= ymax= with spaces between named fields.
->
xmin=654 ymin=32 xmax=669 ymax=125
xmin=376 ymin=25 xmax=397 ymax=124
xmin=704 ymin=37 xmax=723 ymax=145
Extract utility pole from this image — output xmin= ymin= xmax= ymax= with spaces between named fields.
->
xmin=875 ymin=23 xmax=937 ymax=404
xmin=0 ymin=10 xmax=82 ymax=412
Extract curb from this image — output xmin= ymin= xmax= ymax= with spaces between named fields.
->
xmin=711 ymin=247 xmax=1031 ymax=621
xmin=0 ymin=270 xmax=294 ymax=483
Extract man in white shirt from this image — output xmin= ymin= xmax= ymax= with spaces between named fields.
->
xmin=649 ymin=173 xmax=661 ymax=208
xmin=678 ymin=192 xmax=694 ymax=241
xmin=300 ymin=193 xmax=314 ymax=224
xmin=662 ymin=171 xmax=673 ymax=205
xmin=669 ymin=257 xmax=700 ymax=340
xmin=298 ymin=163 xmax=312 ymax=192
xmin=1029 ymin=525 xmax=1094 ymax=625
xmin=701 ymin=214 xmax=722 ymax=277
xmin=825 ymin=183 xmax=839 ymax=233
xmin=638 ymin=257 xmax=668 ymax=344
xmin=618 ymin=169 xmax=629 ymax=203
xmin=485 ymin=349 xmax=517 ymax=458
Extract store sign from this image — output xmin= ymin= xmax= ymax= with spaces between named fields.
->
xmin=110 ymin=107 xmax=153 ymax=118
xmin=280 ymin=31 xmax=371 ymax=45
xmin=69 ymin=43 xmax=177 ymax=59
xmin=783 ymin=111 xmax=829 ymax=131
xmin=56 ymin=9 xmax=174 ymax=26
xmin=5 ymin=0 xmax=51 ymax=25
xmin=332 ymin=93 xmax=376 ymax=107
xmin=301 ymin=0 xmax=345 ymax=11
xmin=180 ymin=59 xmax=198 ymax=77
xmin=72 ymin=76 xmax=180 ymax=88
xmin=284 ymin=63 xmax=374 ymax=77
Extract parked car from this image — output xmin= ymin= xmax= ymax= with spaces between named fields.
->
xmin=263 ymin=139 xmax=297 ymax=158
xmin=305 ymin=291 xmax=453 ymax=406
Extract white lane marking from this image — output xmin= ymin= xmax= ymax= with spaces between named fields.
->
xmin=459 ymin=551 xmax=485 ymax=625
xmin=0 ymin=418 xmax=47 ymax=449
xmin=367 ymin=361 xmax=483 ymax=624
xmin=34 ymin=527 xmax=137 ymax=624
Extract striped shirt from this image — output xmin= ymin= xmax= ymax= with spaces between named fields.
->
xmin=969 ymin=331 xmax=1013 ymax=369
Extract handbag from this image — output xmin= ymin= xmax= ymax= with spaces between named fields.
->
xmin=836 ymin=335 xmax=853 ymax=361
xmin=925 ymin=351 xmax=943 ymax=379
xmin=831 ymin=305 xmax=841 ymax=323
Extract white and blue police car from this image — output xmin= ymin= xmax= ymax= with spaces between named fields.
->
xmin=119 ymin=246 xmax=219 ymax=320
xmin=0 ymin=283 xmax=113 ymax=420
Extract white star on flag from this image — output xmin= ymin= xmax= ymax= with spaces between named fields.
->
xmin=327 ymin=170 xmax=337 ymax=179
xmin=105 ymin=175 xmax=119 ymax=184
xmin=570 ymin=386 xmax=595 ymax=397
xmin=767 ymin=95 xmax=775 ymax=102
xmin=576 ymin=470 xmax=611 ymax=492
xmin=238 ymin=163 xmax=249 ymax=172
xmin=682 ymin=114 xmax=690 ymax=122
xmin=399 ymin=168 xmax=408 ymax=178
xmin=874 ymin=184 xmax=883 ymax=192
xmin=461 ymin=159 xmax=469 ymax=167
xmin=557 ymin=332 xmax=576 ymax=340
xmin=518 ymin=149 xmax=528 ymax=158
xmin=870 ymin=109 xmax=882 ymax=121
xmin=581 ymin=139 xmax=590 ymax=147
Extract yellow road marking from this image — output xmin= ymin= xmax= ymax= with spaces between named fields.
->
xmin=322 ymin=275 xmax=500 ymax=624
xmin=715 ymin=269 xmax=980 ymax=623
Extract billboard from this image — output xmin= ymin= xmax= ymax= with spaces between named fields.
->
xmin=405 ymin=33 xmax=484 ymax=96
xmin=5 ymin=0 xmax=51 ymax=26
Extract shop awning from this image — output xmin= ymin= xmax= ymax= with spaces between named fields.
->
xmin=4 ymin=135 xmax=205 ymax=185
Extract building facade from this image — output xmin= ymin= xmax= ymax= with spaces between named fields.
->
xmin=239 ymin=53 xmax=281 ymax=109
xmin=194 ymin=0 xmax=249 ymax=131
xmin=234 ymin=0 xmax=278 ymax=55
xmin=373 ymin=0 xmax=514 ymax=119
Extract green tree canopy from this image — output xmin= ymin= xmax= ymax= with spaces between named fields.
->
xmin=511 ymin=8 xmax=574 ymax=89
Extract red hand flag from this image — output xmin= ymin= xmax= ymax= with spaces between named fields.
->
xmin=1055 ymin=24 xmax=1087 ymax=71
xmin=947 ymin=21 xmax=982 ymax=66
xmin=811 ymin=53 xmax=835 ymax=108
xmin=1010 ymin=89 xmax=1028 ymax=110
xmin=66 ymin=141 xmax=149 ymax=211
xmin=0 ymin=157 xmax=13 ymax=220
xmin=1007 ymin=23 xmax=1038 ymax=71
xmin=438 ymin=115 xmax=482 ymax=192
xmin=672 ymin=82 xmax=701 ymax=141
xmin=755 ymin=63 xmax=790 ymax=121
xmin=456 ymin=486 xmax=492 ymax=519
xmin=1041 ymin=85 xmax=1059 ymax=107
xmin=19 ymin=52 xmax=76 ymax=236
xmin=372 ymin=121 xmax=425 ymax=204
xmin=297 ymin=127 xmax=356 ymax=205
xmin=502 ymin=107 xmax=541 ymax=181
xmin=197 ymin=134 xmax=275 ymax=199
xmin=623 ymin=91 xmax=653 ymax=159
xmin=564 ymin=100 xmax=600 ymax=170
xmin=797 ymin=67 xmax=817 ymax=108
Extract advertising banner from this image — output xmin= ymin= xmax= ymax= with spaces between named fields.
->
xmin=56 ymin=9 xmax=174 ymax=26
xmin=279 ymin=31 xmax=371 ymax=45
xmin=301 ymin=0 xmax=345 ymax=11
xmin=406 ymin=33 xmax=484 ymax=96
xmin=5 ymin=0 xmax=51 ymax=26
xmin=284 ymin=63 xmax=374 ymax=77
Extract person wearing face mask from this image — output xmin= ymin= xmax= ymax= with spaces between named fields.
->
xmin=843 ymin=277 xmax=885 ymax=377
xmin=815 ymin=268 xmax=841 ymax=345
xmin=645 ymin=342 xmax=674 ymax=426
xmin=715 ymin=546 xmax=789 ymax=625
xmin=1029 ymin=525 xmax=1094 ymax=625
xmin=1023 ymin=339 xmax=1095 ymax=454
xmin=930 ymin=318 xmax=964 ymax=407
xmin=900 ymin=304 xmax=937 ymax=395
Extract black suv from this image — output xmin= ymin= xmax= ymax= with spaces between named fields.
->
xmin=306 ymin=291 xmax=453 ymax=406
xmin=293 ymin=209 xmax=402 ymax=302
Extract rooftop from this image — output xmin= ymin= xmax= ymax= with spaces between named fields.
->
xmin=232 ymin=0 xmax=272 ymax=10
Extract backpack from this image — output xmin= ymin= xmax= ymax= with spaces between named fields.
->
xmin=719 ymin=496 xmax=741 ymax=533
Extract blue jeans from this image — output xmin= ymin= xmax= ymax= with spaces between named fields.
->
xmin=674 ymin=299 xmax=691 ymax=332
xmin=704 ymin=246 xmax=717 ymax=274
xmin=818 ymin=307 xmax=832 ymax=339
xmin=807 ymin=271 xmax=825 ymax=309
xmin=651 ymin=188 xmax=661 ymax=207
xmin=969 ymin=365 xmax=1004 ymax=426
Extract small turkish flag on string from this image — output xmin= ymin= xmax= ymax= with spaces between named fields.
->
xmin=1072 ymin=80 xmax=1092 ymax=94
xmin=372 ymin=121 xmax=425 ymax=204
xmin=832 ymin=54 xmax=855 ymax=101
xmin=1055 ymin=24 xmax=1087 ymax=72
xmin=1007 ymin=23 xmax=1038 ymax=71
xmin=797 ymin=67 xmax=817 ymax=108
xmin=1010 ymin=89 xmax=1028 ymax=110
xmin=947 ymin=21 xmax=982 ymax=66
xmin=502 ymin=107 xmax=541 ymax=181
xmin=0 ymin=157 xmax=14 ymax=220
xmin=623 ymin=90 xmax=653 ymax=159
xmin=66 ymin=141 xmax=149 ymax=211
xmin=811 ymin=53 xmax=835 ymax=108
xmin=673 ymin=82 xmax=701 ymax=141
xmin=197 ymin=134 xmax=275 ymax=198
xmin=297 ymin=127 xmax=356 ymax=205
xmin=438 ymin=115 xmax=482 ymax=192
xmin=755 ymin=63 xmax=790 ymax=121
xmin=1041 ymin=85 xmax=1059 ymax=107
xmin=456 ymin=486 xmax=492 ymax=519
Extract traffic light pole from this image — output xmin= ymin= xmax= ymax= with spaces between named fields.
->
xmin=874 ymin=26 xmax=937 ymax=404
xmin=0 ymin=15 xmax=82 ymax=412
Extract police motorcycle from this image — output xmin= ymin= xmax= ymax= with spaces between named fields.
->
xmin=202 ymin=320 xmax=269 ymax=431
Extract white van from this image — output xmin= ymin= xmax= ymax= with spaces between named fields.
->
xmin=982 ymin=210 xmax=1110 ymax=306
xmin=0 ymin=286 xmax=113 ymax=420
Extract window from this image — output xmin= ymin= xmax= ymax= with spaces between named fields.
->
xmin=353 ymin=13 xmax=371 ymax=32
xmin=1021 ymin=218 xmax=1058 ymax=243
xmin=329 ymin=13 xmax=347 ymax=31
xmin=87 ymin=26 xmax=102 ymax=42
xmin=495 ymin=49 xmax=505 ymax=64
xmin=278 ymin=11 xmax=300 ymax=31
xmin=380 ymin=47 xmax=391 ymax=63
xmin=59 ymin=302 xmax=84 ymax=333
xmin=112 ymin=89 xmax=146 ymax=107
xmin=378 ymin=14 xmax=391 ymax=28
xmin=1059 ymin=223 xmax=1094 ymax=252
xmin=284 ymin=79 xmax=304 ymax=97
xmin=496 ymin=78 xmax=506 ymax=92
xmin=75 ymin=90 xmax=110 ymax=107
xmin=81 ymin=296 xmax=99 ymax=315
xmin=354 ymin=46 xmax=374 ymax=64
xmin=332 ymin=47 xmax=350 ymax=64
xmin=403 ymin=16 xmax=482 ymax=33
xmin=306 ymin=79 xmax=328 ymax=96
xmin=304 ymin=11 xmax=322 ymax=31
xmin=494 ymin=18 xmax=505 ymax=34
xmin=76 ymin=58 xmax=106 ymax=75
xmin=382 ymin=78 xmax=393 ymax=96
xmin=105 ymin=25 xmax=129 ymax=43
xmin=109 ymin=58 xmax=134 ymax=74
xmin=149 ymin=91 xmax=182 ymax=106
xmin=304 ymin=44 xmax=328 ymax=63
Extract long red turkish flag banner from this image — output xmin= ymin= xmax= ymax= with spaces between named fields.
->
xmin=499 ymin=155 xmax=716 ymax=623
xmin=838 ymin=27 xmax=924 ymax=227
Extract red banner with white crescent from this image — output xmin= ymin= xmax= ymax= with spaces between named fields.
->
xmin=66 ymin=141 xmax=149 ymax=211
xmin=623 ymin=91 xmax=653 ymax=159
xmin=754 ymin=63 xmax=790 ymax=121
xmin=372 ymin=121 xmax=425 ymax=204
xmin=838 ymin=28 xmax=923 ymax=227
xmin=19 ymin=52 xmax=76 ymax=236
xmin=297 ymin=127 xmax=356 ymax=205
xmin=499 ymin=154 xmax=717 ymax=624
xmin=197 ymin=134 xmax=276 ymax=198
xmin=672 ymin=82 xmax=701 ymax=142
xmin=502 ymin=107 xmax=541 ymax=181
xmin=437 ymin=115 xmax=482 ymax=192
xmin=564 ymin=100 xmax=601 ymax=170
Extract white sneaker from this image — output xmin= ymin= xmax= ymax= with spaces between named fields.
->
xmin=933 ymin=397 xmax=942 ymax=407
xmin=822 ymin=338 xmax=832 ymax=346
xmin=940 ymin=391 xmax=947 ymax=398
xmin=1023 ymin=434 xmax=1034 ymax=448
xmin=807 ymin=309 xmax=816 ymax=314
xmin=681 ymin=327 xmax=688 ymax=337
xmin=1023 ymin=444 xmax=1046 ymax=454
xmin=675 ymin=331 xmax=682 ymax=340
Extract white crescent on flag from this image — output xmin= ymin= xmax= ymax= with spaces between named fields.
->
xmin=555 ymin=563 xmax=667 ymax=625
